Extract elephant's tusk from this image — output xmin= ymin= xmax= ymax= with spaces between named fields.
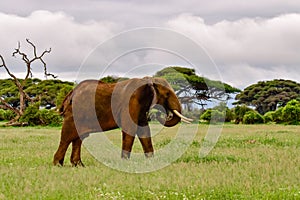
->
xmin=181 ymin=118 xmax=192 ymax=124
xmin=173 ymin=110 xmax=193 ymax=122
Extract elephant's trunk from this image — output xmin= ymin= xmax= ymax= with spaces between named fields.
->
xmin=156 ymin=109 xmax=193 ymax=127
xmin=162 ymin=110 xmax=182 ymax=127
xmin=151 ymin=77 xmax=193 ymax=126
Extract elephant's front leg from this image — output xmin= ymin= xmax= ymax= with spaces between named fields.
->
xmin=121 ymin=131 xmax=135 ymax=159
xmin=137 ymin=125 xmax=154 ymax=158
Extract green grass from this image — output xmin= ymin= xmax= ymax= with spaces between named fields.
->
xmin=1 ymin=124 xmax=300 ymax=199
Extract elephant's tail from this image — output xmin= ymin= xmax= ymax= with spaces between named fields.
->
xmin=59 ymin=90 xmax=73 ymax=116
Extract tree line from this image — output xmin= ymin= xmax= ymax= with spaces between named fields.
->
xmin=0 ymin=65 xmax=241 ymax=126
xmin=1 ymin=40 xmax=300 ymax=126
xmin=1 ymin=69 xmax=300 ymax=126
xmin=0 ymin=78 xmax=73 ymax=126
xmin=199 ymin=99 xmax=300 ymax=125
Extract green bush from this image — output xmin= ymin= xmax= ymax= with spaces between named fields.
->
xmin=0 ymin=109 xmax=16 ymax=121
xmin=38 ymin=109 xmax=62 ymax=126
xmin=19 ymin=103 xmax=40 ymax=125
xmin=56 ymin=85 xmax=73 ymax=107
xmin=233 ymin=105 xmax=253 ymax=124
xmin=225 ymin=108 xmax=234 ymax=122
xmin=273 ymin=107 xmax=284 ymax=123
xmin=264 ymin=111 xmax=275 ymax=123
xmin=201 ymin=102 xmax=232 ymax=123
xmin=0 ymin=109 xmax=5 ymax=120
xmin=200 ymin=109 xmax=225 ymax=123
xmin=20 ymin=103 xmax=62 ymax=126
xmin=243 ymin=111 xmax=264 ymax=124
xmin=281 ymin=99 xmax=300 ymax=124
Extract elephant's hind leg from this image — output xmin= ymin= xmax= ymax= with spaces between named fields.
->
xmin=53 ymin=119 xmax=77 ymax=166
xmin=70 ymin=137 xmax=84 ymax=167
xmin=121 ymin=131 xmax=135 ymax=159
xmin=53 ymin=140 xmax=71 ymax=166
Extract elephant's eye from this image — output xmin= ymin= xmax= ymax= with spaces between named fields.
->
xmin=165 ymin=91 xmax=170 ymax=98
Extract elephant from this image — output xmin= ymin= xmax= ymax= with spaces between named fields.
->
xmin=53 ymin=77 xmax=192 ymax=166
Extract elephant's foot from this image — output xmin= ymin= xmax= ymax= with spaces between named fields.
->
xmin=53 ymin=158 xmax=64 ymax=167
xmin=71 ymin=160 xmax=85 ymax=167
xmin=121 ymin=150 xmax=131 ymax=159
xmin=144 ymin=152 xmax=154 ymax=158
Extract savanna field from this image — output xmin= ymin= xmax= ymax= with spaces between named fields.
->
xmin=1 ymin=123 xmax=300 ymax=200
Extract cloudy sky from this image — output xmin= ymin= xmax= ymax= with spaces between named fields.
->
xmin=0 ymin=0 xmax=300 ymax=89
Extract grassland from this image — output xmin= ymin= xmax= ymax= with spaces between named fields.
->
xmin=1 ymin=124 xmax=300 ymax=199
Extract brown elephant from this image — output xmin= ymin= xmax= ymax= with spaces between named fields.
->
xmin=53 ymin=77 xmax=192 ymax=166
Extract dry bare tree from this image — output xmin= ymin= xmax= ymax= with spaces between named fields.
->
xmin=0 ymin=39 xmax=56 ymax=123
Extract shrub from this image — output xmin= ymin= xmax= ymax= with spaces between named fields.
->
xmin=56 ymin=85 xmax=73 ymax=108
xmin=0 ymin=109 xmax=4 ymax=120
xmin=19 ymin=103 xmax=40 ymax=125
xmin=243 ymin=111 xmax=264 ymax=124
xmin=224 ymin=108 xmax=234 ymax=122
xmin=273 ymin=107 xmax=284 ymax=123
xmin=20 ymin=103 xmax=62 ymax=126
xmin=0 ymin=109 xmax=16 ymax=121
xmin=264 ymin=111 xmax=276 ymax=123
xmin=281 ymin=99 xmax=300 ymax=124
xmin=200 ymin=109 xmax=211 ymax=122
xmin=38 ymin=109 xmax=62 ymax=126
xmin=200 ymin=109 xmax=225 ymax=123
xmin=233 ymin=105 xmax=253 ymax=124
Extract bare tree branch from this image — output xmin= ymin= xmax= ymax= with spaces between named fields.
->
xmin=0 ymin=97 xmax=21 ymax=116
xmin=0 ymin=54 xmax=5 ymax=67
xmin=12 ymin=42 xmax=30 ymax=63
xmin=12 ymin=39 xmax=56 ymax=79
xmin=0 ymin=55 xmax=23 ymax=88
xmin=0 ymin=39 xmax=56 ymax=122
xmin=26 ymin=38 xmax=37 ymax=57
xmin=40 ymin=57 xmax=57 ymax=78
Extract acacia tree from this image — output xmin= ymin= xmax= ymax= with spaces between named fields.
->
xmin=0 ymin=39 xmax=56 ymax=122
xmin=154 ymin=66 xmax=240 ymax=109
xmin=101 ymin=67 xmax=240 ymax=110
xmin=235 ymin=79 xmax=300 ymax=114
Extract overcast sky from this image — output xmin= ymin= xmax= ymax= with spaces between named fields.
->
xmin=0 ymin=0 xmax=300 ymax=89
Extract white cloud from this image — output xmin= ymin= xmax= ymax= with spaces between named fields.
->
xmin=2 ymin=0 xmax=300 ymax=25
xmin=0 ymin=10 xmax=119 ymax=80
xmin=1 ymin=9 xmax=300 ymax=89
xmin=167 ymin=13 xmax=300 ymax=65
xmin=166 ymin=13 xmax=300 ymax=88
xmin=217 ymin=64 xmax=294 ymax=89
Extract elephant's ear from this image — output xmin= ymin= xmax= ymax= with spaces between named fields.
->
xmin=152 ymin=77 xmax=173 ymax=91
xmin=128 ymin=77 xmax=157 ymax=107
xmin=141 ymin=77 xmax=158 ymax=107
xmin=142 ymin=76 xmax=155 ymax=88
